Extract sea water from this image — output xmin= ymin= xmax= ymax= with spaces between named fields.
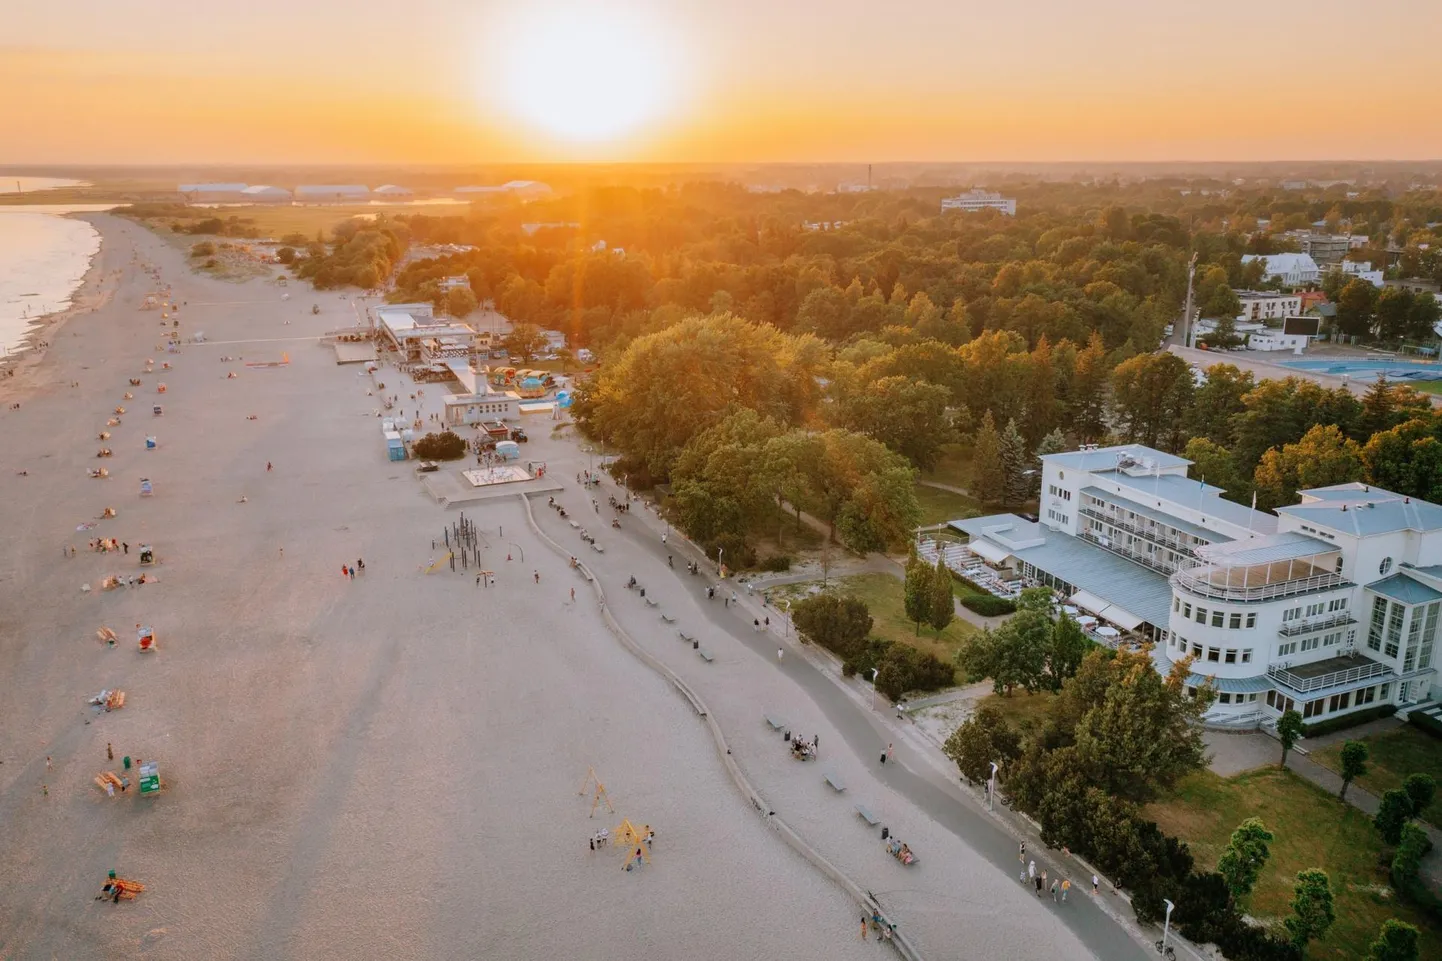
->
xmin=0 ymin=207 xmax=104 ymax=356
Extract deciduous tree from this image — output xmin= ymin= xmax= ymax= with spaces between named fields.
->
xmin=1338 ymin=740 xmax=1369 ymax=800
xmin=942 ymin=706 xmax=1022 ymax=783
xmin=1374 ymin=788 xmax=1415 ymax=845
xmin=1277 ymin=710 xmax=1304 ymax=769
xmin=1367 ymin=919 xmax=1420 ymax=961
xmin=1216 ymin=817 xmax=1274 ymax=901
xmin=903 ymin=548 xmax=931 ymax=636
xmin=1284 ymin=869 xmax=1335 ymax=955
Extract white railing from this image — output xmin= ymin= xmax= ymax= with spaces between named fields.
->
xmin=1277 ymin=612 xmax=1357 ymax=637
xmin=1268 ymin=659 xmax=1391 ymax=694
xmin=1078 ymin=505 xmax=1200 ymax=555
xmin=1172 ymin=568 xmax=1347 ymax=603
xmin=1078 ymin=529 xmax=1183 ymax=576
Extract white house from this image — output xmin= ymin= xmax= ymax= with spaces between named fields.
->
xmin=1241 ymin=253 xmax=1320 ymax=287
xmin=1340 ymin=261 xmax=1385 ymax=288
xmin=1235 ymin=290 xmax=1302 ymax=322
xmin=295 ymin=185 xmax=370 ymax=202
xmin=239 ymin=185 xmax=291 ymax=203
xmin=947 ymin=445 xmax=1437 ymax=728
xmin=941 ymin=189 xmax=1016 ymax=215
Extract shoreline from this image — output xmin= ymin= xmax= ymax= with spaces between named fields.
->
xmin=0 ymin=213 xmax=115 ymax=401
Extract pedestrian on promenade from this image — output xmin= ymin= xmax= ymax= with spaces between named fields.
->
xmin=570 ymin=587 xmax=576 ymax=602
xmin=1051 ymin=879 xmax=1059 ymax=902
xmin=108 ymin=742 xmax=114 ymax=761
xmin=776 ymin=647 xmax=783 ymax=662
xmin=859 ymin=916 xmax=868 ymax=940
xmin=533 ymin=570 xmax=540 ymax=584
xmin=1019 ymin=841 xmax=1026 ymax=862
xmin=764 ymin=616 xmax=770 ymax=628
xmin=886 ymin=742 xmax=894 ymax=762
xmin=1028 ymin=860 xmax=1036 ymax=882
xmin=266 ymin=461 xmax=272 ymax=472
xmin=122 ymin=542 xmax=128 ymax=554
xmin=1092 ymin=874 xmax=1099 ymax=895
xmin=348 ymin=566 xmax=355 ymax=580
xmin=1061 ymin=879 xmax=1070 ymax=902
xmin=754 ymin=618 xmax=760 ymax=631
xmin=341 ymin=564 xmax=348 ymax=579
xmin=1034 ymin=874 xmax=1043 ymax=896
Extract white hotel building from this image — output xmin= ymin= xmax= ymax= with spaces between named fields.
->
xmin=941 ymin=190 xmax=1017 ymax=215
xmin=952 ymin=445 xmax=1438 ymax=726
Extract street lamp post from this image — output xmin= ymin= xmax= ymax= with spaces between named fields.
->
xmin=1162 ymin=898 xmax=1175 ymax=955
xmin=783 ymin=599 xmax=791 ymax=637
xmin=717 ymin=546 xmax=724 ymax=576
xmin=988 ymin=761 xmax=1000 ymax=811
xmin=871 ymin=668 xmax=881 ymax=712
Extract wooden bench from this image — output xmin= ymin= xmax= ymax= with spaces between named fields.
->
xmin=643 ymin=597 xmax=658 ymax=607
xmin=697 ymin=649 xmax=714 ymax=662
xmin=823 ymin=772 xmax=846 ymax=792
xmin=660 ymin=613 xmax=676 ymax=624
xmin=854 ymin=804 xmax=880 ymax=825
xmin=764 ymin=714 xmax=786 ymax=731
xmin=678 ymin=631 xmax=696 ymax=643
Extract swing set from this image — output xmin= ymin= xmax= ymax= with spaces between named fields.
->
xmin=578 ymin=766 xmax=614 ymax=818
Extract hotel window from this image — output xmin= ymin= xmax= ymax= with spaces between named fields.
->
xmin=1385 ymin=603 xmax=1404 ymax=658
xmin=1183 ymin=603 xmax=1192 ymax=618
xmin=1225 ymin=649 xmax=1237 ymax=664
xmin=1301 ymin=637 xmax=1320 ymax=652
xmin=1367 ymin=597 xmax=1387 ymax=652
xmin=1328 ymin=597 xmax=1348 ymax=613
xmin=1196 ymin=607 xmax=1207 ymax=624
xmin=1323 ymin=632 xmax=1341 ymax=647
xmin=1404 ymin=608 xmax=1424 ymax=672
xmin=1191 ymin=643 xmax=1203 ymax=658
xmin=1306 ymin=602 xmax=1324 ymax=618
xmin=1303 ymin=699 xmax=1325 ymax=719
xmin=1219 ymin=692 xmax=1233 ymax=705
xmin=1282 ymin=607 xmax=1303 ymax=623
xmin=1329 ymin=692 xmax=1351 ymax=713
xmin=1380 ymin=683 xmax=1390 ymax=700
xmin=1357 ymin=686 xmax=1376 ymax=706
xmin=1211 ymin=610 xmax=1224 ymax=627
xmin=1207 ymin=647 xmax=1221 ymax=662
xmin=1248 ymin=693 xmax=1259 ymax=703
xmin=1246 ymin=613 xmax=1257 ymax=628
xmin=1418 ymin=602 xmax=1439 ymax=671
xmin=1242 ymin=650 xmax=1253 ymax=663
xmin=1229 ymin=613 xmax=1242 ymax=630
xmin=1278 ymin=641 xmax=1298 ymax=657
xmin=1174 ymin=597 xmax=1181 ymax=613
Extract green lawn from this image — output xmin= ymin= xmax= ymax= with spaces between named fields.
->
xmin=1312 ymin=725 xmax=1442 ymax=826
xmin=922 ymin=441 xmax=975 ymax=491
xmin=1409 ymin=379 xmax=1442 ymax=396
xmin=914 ymin=483 xmax=982 ymax=526
xmin=774 ymin=572 xmax=975 ymax=667
xmin=1146 ymin=768 xmax=1442 ymax=961
xmin=978 ymin=690 xmax=1057 ymax=737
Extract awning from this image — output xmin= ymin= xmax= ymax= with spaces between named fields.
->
xmin=968 ymin=539 xmax=1012 ymax=565
xmin=1098 ymin=605 xmax=1145 ymax=632
xmin=1069 ymin=590 xmax=1109 ymax=616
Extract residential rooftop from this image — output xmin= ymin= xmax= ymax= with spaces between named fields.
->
xmin=1277 ymin=483 xmax=1442 ymax=535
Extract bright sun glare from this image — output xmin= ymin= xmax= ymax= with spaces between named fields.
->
xmin=491 ymin=5 xmax=680 ymax=144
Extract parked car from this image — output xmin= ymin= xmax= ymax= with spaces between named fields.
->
xmin=510 ymin=428 xmax=528 ymax=442
xmin=416 ymin=461 xmax=440 ymax=473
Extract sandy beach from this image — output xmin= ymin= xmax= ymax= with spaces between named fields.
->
xmin=0 ymin=215 xmax=1111 ymax=961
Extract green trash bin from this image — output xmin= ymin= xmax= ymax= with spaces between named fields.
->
xmin=122 ymin=755 xmax=131 ymax=771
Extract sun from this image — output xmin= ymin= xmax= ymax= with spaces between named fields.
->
xmin=488 ymin=5 xmax=681 ymax=145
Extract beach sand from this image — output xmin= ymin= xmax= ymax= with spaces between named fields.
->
xmin=0 ymin=215 xmax=888 ymax=961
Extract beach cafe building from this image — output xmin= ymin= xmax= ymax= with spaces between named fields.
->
xmin=443 ymin=390 xmax=520 ymax=426
xmin=374 ymin=304 xmax=478 ymax=361
xmin=949 ymin=444 xmax=1439 ymax=727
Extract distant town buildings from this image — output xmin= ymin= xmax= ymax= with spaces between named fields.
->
xmin=1235 ymin=291 xmax=1302 ymax=322
xmin=1241 ymin=253 xmax=1321 ymax=287
xmin=1339 ymin=261 xmax=1385 ymax=288
xmin=941 ymin=189 xmax=1016 ymax=215
xmin=1296 ymin=233 xmax=1353 ymax=266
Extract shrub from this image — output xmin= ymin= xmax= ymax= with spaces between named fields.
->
xmin=276 ymin=246 xmax=296 ymax=265
xmin=792 ymin=595 xmax=872 ymax=660
xmin=874 ymin=642 xmax=955 ymax=700
xmin=191 ymin=241 xmax=216 ymax=257
xmin=412 ymin=430 xmax=466 ymax=460
xmin=756 ymin=554 xmax=792 ymax=572
xmin=1411 ymin=708 xmax=1442 ymax=741
xmin=961 ymin=593 xmax=1016 ymax=616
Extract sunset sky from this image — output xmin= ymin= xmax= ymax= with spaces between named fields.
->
xmin=6 ymin=0 xmax=1441 ymax=164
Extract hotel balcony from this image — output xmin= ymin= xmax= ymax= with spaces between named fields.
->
xmin=1268 ymin=653 xmax=1391 ymax=696
xmin=1171 ymin=532 xmax=1347 ymax=604
xmin=1276 ymin=612 xmax=1358 ymax=637
xmin=1077 ymin=506 xmax=1200 ymax=558
xmin=1077 ymin=528 xmax=1181 ymax=576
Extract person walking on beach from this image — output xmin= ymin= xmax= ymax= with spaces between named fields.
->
xmin=341 ymin=564 xmax=348 ymax=579
xmin=1061 ymin=878 xmax=1071 ymax=902
xmin=860 ymin=916 xmax=868 ymax=940
xmin=266 ymin=461 xmax=272 ymax=472
xmin=1034 ymin=873 xmax=1043 ymax=896
xmin=570 ymin=587 xmax=576 ymax=602
xmin=348 ymin=566 xmax=355 ymax=580
xmin=122 ymin=543 xmax=128 ymax=554
xmin=533 ymin=570 xmax=540 ymax=584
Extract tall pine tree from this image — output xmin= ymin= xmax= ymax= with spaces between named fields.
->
xmin=929 ymin=555 xmax=955 ymax=636
xmin=972 ymin=411 xmax=1005 ymax=507
xmin=1000 ymin=417 xmax=1031 ymax=507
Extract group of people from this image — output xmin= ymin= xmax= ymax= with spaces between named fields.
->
xmin=339 ymin=558 xmax=365 ymax=580
xmin=1021 ymin=847 xmax=1079 ymax=903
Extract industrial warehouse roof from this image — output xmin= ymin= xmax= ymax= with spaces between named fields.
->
xmin=1368 ymin=573 xmax=1442 ymax=606
xmin=1278 ymin=484 xmax=1442 ymax=536
xmin=295 ymin=185 xmax=369 ymax=195
xmin=949 ymin=514 xmax=1174 ymax=628
xmin=240 ymin=185 xmax=290 ymax=196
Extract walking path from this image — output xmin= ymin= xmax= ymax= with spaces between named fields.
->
xmin=581 ymin=481 xmax=1155 ymax=961
xmin=917 ymin=480 xmax=973 ymax=497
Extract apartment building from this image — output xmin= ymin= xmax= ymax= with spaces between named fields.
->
xmin=951 ymin=444 xmax=1438 ymax=726
xmin=1235 ymin=290 xmax=1302 ymax=321
xmin=940 ymin=189 xmax=1017 ymax=215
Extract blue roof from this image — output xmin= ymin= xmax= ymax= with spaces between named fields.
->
xmin=1042 ymin=444 xmax=1190 ymax=473
xmin=1278 ymin=484 xmax=1442 ymax=536
xmin=950 ymin=515 xmax=1174 ymax=628
xmin=1368 ymin=573 xmax=1442 ymax=606
xmin=1103 ymin=472 xmax=1277 ymax=533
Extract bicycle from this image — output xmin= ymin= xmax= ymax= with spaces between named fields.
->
xmin=1154 ymin=940 xmax=1176 ymax=960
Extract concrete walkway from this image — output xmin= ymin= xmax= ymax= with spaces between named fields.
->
xmin=918 ymin=479 xmax=974 ymax=498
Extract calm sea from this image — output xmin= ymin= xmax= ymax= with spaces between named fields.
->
xmin=0 ymin=178 xmax=110 ymax=356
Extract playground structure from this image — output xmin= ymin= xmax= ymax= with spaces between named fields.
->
xmin=612 ymin=819 xmax=652 ymax=868
xmin=484 ymin=366 xmax=555 ymax=399
xmin=578 ymin=767 xmax=614 ymax=818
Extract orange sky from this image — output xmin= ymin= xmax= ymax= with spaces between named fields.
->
xmin=5 ymin=0 xmax=1442 ymax=164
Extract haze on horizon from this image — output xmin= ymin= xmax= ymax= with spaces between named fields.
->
xmin=6 ymin=0 xmax=1442 ymax=166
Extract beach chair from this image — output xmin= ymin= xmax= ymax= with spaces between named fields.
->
xmin=823 ymin=772 xmax=846 ymax=792
xmin=679 ymin=631 xmax=696 ymax=643
xmin=643 ymin=597 xmax=658 ymax=607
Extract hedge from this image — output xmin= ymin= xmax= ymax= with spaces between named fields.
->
xmin=961 ymin=593 xmax=1016 ymax=616
xmin=1300 ymin=702 xmax=1398 ymax=738
xmin=1411 ymin=708 xmax=1442 ymax=741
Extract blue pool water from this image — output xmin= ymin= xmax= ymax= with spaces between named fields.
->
xmin=1280 ymin=359 xmax=1442 ymax=383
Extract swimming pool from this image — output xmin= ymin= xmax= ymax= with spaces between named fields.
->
xmin=1280 ymin=358 xmax=1442 ymax=383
